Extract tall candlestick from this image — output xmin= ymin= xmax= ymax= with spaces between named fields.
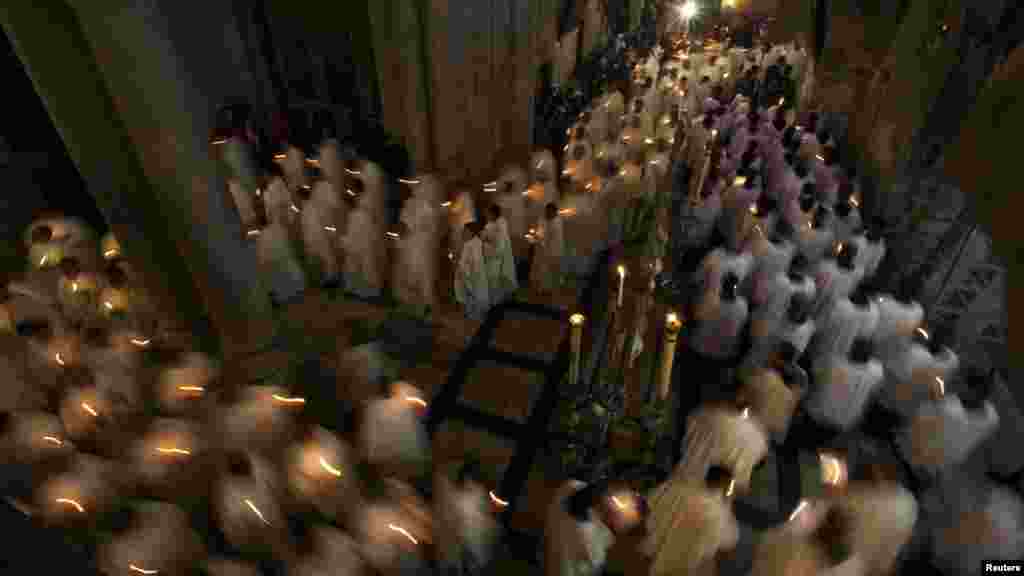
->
xmin=657 ymin=313 xmax=683 ymax=401
xmin=569 ymin=314 xmax=585 ymax=387
xmin=616 ymin=265 xmax=627 ymax=308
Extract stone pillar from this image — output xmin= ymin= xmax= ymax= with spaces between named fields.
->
xmin=1 ymin=1 xmax=275 ymax=363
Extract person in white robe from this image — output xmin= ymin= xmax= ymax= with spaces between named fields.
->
xmin=435 ymin=460 xmax=499 ymax=575
xmin=644 ymin=466 xmax=740 ymax=576
xmin=495 ymin=165 xmax=530 ymax=264
xmin=530 ymin=203 xmax=565 ymax=295
xmin=482 ymin=204 xmax=518 ymax=305
xmin=396 ymin=175 xmax=442 ymax=312
xmin=748 ymin=223 xmax=796 ymax=307
xmin=692 ymin=272 xmax=750 ymax=361
xmin=215 ymin=452 xmax=290 ymax=558
xmin=455 ymin=222 xmax=491 ymax=321
xmin=797 ymin=207 xmax=836 ymax=265
xmin=807 ymin=340 xmax=884 ymax=432
xmin=740 ymin=360 xmax=805 ymax=444
xmin=361 ymin=381 xmax=430 ymax=477
xmin=850 ymin=230 xmax=886 ymax=280
xmin=836 ymin=481 xmax=918 ymax=576
xmin=896 ymin=384 xmax=999 ymax=474
xmin=254 ymin=216 xmax=306 ymax=306
xmin=289 ymin=525 xmax=364 ymax=576
xmin=228 ymin=178 xmax=260 ymax=228
xmin=813 ymin=242 xmax=865 ymax=317
xmin=878 ymin=332 xmax=959 ymax=418
xmin=750 ymin=272 xmax=815 ymax=363
xmin=694 ymin=246 xmax=754 ymax=305
xmin=833 ymin=197 xmax=863 ymax=242
xmin=544 ymin=480 xmax=615 ymax=576
xmin=297 ymin=185 xmax=339 ymax=286
xmin=531 ymin=149 xmax=558 ymax=185
xmin=341 ymin=190 xmax=384 ymax=299
xmin=262 ymin=168 xmax=294 ymax=227
xmin=99 ymin=502 xmax=203 ymax=576
xmin=678 ymin=402 xmax=769 ymax=492
xmin=349 ymin=158 xmax=389 ymax=228
xmin=872 ymin=292 xmax=923 ymax=350
xmin=281 ymin=144 xmax=308 ymax=191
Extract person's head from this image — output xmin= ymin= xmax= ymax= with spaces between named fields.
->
xmin=31 ymin=225 xmax=53 ymax=244
xmin=787 ymin=294 xmax=811 ymax=326
xmin=59 ymin=257 xmax=81 ymax=278
xmin=266 ymin=160 xmax=286 ymax=180
xmin=788 ymin=253 xmax=809 ymax=277
xmin=705 ymin=466 xmax=735 ymax=498
xmin=721 ymin=272 xmax=740 ymax=300
xmin=462 ymin=222 xmax=478 ymax=243
xmin=702 ymin=114 xmax=715 ymax=131
xmin=545 ymin=203 xmax=559 ymax=220
xmin=836 ymin=241 xmax=858 ymax=270
xmin=227 ymin=452 xmax=252 ymax=477
xmin=701 ymin=75 xmax=711 ymax=85
xmin=799 ymin=184 xmax=817 ymax=213
xmin=813 ymin=206 xmax=832 ymax=230
xmin=566 ymin=481 xmax=605 ymax=522
xmin=849 ymin=338 xmax=874 ymax=365
xmin=487 ymin=204 xmax=502 ymax=223
xmin=296 ymin=185 xmax=312 ymax=202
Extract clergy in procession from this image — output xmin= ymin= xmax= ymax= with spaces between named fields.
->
xmin=262 ymin=163 xmax=294 ymax=227
xmin=544 ymin=479 xmax=615 ymax=576
xmin=482 ymin=204 xmax=518 ymax=304
xmin=252 ymin=213 xmax=305 ymax=307
xmin=396 ymin=175 xmax=443 ymax=313
xmin=454 ymin=222 xmax=490 ymax=321
xmin=341 ymin=184 xmax=385 ymax=299
xmin=493 ymin=165 xmax=530 ymax=264
xmin=296 ymin=184 xmax=340 ymax=288
xmin=644 ymin=466 xmax=740 ymax=576
xmin=434 ymin=460 xmax=499 ymax=575
xmin=530 ymin=203 xmax=565 ymax=296
xmin=678 ymin=400 xmax=769 ymax=493
xmin=361 ymin=381 xmax=430 ymax=478
xmin=806 ymin=338 xmax=884 ymax=432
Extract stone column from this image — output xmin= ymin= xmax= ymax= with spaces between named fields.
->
xmin=1 ymin=1 xmax=275 ymax=365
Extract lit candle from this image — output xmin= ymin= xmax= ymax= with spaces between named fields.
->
xmin=136 ymin=420 xmax=199 ymax=491
xmin=658 ymin=313 xmax=683 ymax=401
xmin=569 ymin=314 xmax=585 ymax=387
xmin=616 ymin=265 xmax=627 ymax=308
xmin=102 ymin=233 xmax=122 ymax=260
xmin=99 ymin=287 xmax=131 ymax=318
xmin=59 ymin=387 xmax=109 ymax=442
xmin=818 ymin=452 xmax=847 ymax=489
xmin=608 ymin=490 xmax=642 ymax=533
xmin=157 ymin=353 xmax=215 ymax=414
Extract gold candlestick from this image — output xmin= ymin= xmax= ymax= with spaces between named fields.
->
xmin=657 ymin=312 xmax=683 ymax=401
xmin=569 ymin=314 xmax=585 ymax=387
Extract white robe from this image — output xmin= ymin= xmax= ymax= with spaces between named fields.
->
xmin=850 ymin=235 xmax=886 ymax=279
xmin=838 ymin=484 xmax=917 ymax=576
xmin=741 ymin=367 xmax=804 ymax=442
xmin=544 ymin=481 xmax=615 ymax=576
xmin=290 ymin=526 xmax=364 ymax=576
xmin=255 ymin=222 xmax=305 ymax=303
xmin=679 ymin=406 xmax=769 ymax=491
xmin=695 ymin=248 xmax=754 ymax=300
xmin=397 ymin=192 xmax=441 ymax=310
xmin=813 ymin=297 xmax=879 ymax=359
xmin=531 ymin=217 xmax=565 ymax=293
xmin=692 ymin=295 xmax=749 ymax=360
xmin=749 ymin=236 xmax=796 ymax=307
xmin=807 ymin=355 xmax=884 ymax=431
xmin=455 ymin=236 xmax=490 ymax=320
xmin=750 ymin=273 xmax=816 ymax=361
xmin=215 ymin=457 xmax=287 ymax=554
xmin=361 ymin=394 xmax=429 ymax=471
xmin=229 ymin=178 xmax=259 ymax=226
xmin=482 ymin=218 xmax=518 ymax=303
xmin=797 ymin=223 xmax=836 ymax=266
xmin=872 ymin=296 xmax=923 ymax=349
xmin=448 ymin=190 xmax=477 ymax=257
xmin=644 ymin=480 xmax=739 ymax=576
xmin=435 ymin=477 xmax=498 ymax=572
xmin=813 ymin=260 xmax=864 ymax=315
xmin=263 ymin=177 xmax=293 ymax=226
xmin=341 ymin=198 xmax=383 ymax=298
xmin=897 ymin=396 xmax=999 ymax=473
xmin=283 ymin=145 xmax=307 ymax=190
xmin=497 ymin=165 xmax=530 ymax=260
xmin=879 ymin=343 xmax=959 ymax=418
xmin=300 ymin=196 xmax=338 ymax=280
xmin=532 ymin=149 xmax=558 ymax=184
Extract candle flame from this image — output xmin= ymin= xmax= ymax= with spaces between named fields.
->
xmin=386 ymin=232 xmax=401 ymax=239
xmin=935 ymin=376 xmax=945 ymax=397
xmin=305 ymin=158 xmax=320 ymax=167
xmin=669 ymin=138 xmax=675 ymax=144
xmin=130 ymin=338 xmax=151 ymax=347
xmin=81 ymin=402 xmax=98 ymax=417
xmin=178 ymin=385 xmax=205 ymax=394
xmin=815 ymin=154 xmax=825 ymax=162
xmin=570 ymin=313 xmax=585 ymax=326
xmin=324 ymin=225 xmax=337 ymax=232
xmin=388 ymin=523 xmax=418 ymax=545
xmin=734 ymin=176 xmax=747 ymax=187
xmin=103 ymin=249 xmax=120 ymax=258
xmin=558 ymin=208 xmax=576 ymax=217
xmin=723 ymin=72 xmax=729 ymax=78
xmin=585 ymin=182 xmax=594 ymax=190
xmin=104 ymin=301 xmax=115 ymax=311
xmin=741 ymin=407 xmax=751 ymax=419
xmin=666 ymin=312 xmax=680 ymax=327
xmin=255 ymin=188 xmax=262 ymax=197
xmin=619 ymin=169 xmax=628 ymax=177
xmin=788 ymin=500 xmax=808 ymax=522
xmin=156 ymin=447 xmax=191 ymax=456
xmin=561 ymin=169 xmax=571 ymax=176
xmin=448 ymin=252 xmax=455 ymax=261
xmin=273 ymin=154 xmax=287 ymax=161
xmin=440 ymin=201 xmax=452 ymax=207
xmin=779 ymin=97 xmax=785 ymax=106
xmin=489 ymin=491 xmax=509 ymax=507
xmin=318 ymin=455 xmax=343 ymax=477
xmin=748 ymin=203 xmax=758 ymax=215
xmin=71 ymin=282 xmax=79 ymax=293
xmin=404 ymin=395 xmax=428 ymax=408
xmin=211 ymin=139 xmax=228 ymax=146
xmin=55 ymin=498 xmax=85 ymax=513
xmin=726 ymin=479 xmax=736 ymax=497
xmin=711 ymin=129 xmax=718 ymax=138
xmin=344 ymin=168 xmax=361 ymax=176
xmin=536 ymin=160 xmax=543 ymax=169
xmin=272 ymin=394 xmax=305 ymax=405
xmin=849 ymin=196 xmax=860 ymax=208
xmin=398 ymin=178 xmax=421 ymax=185
xmin=597 ymin=151 xmax=604 ymax=158
xmin=617 ymin=265 xmax=626 ymax=278
xmin=129 ymin=565 xmax=159 ymax=575
xmin=290 ymin=204 xmax=300 ymax=214
xmin=42 ymin=436 xmax=63 ymax=446
xmin=55 ymin=353 xmax=66 ymax=367
xmin=244 ymin=499 xmax=270 ymax=525
xmin=39 ymin=255 xmax=48 ymax=267
xmin=346 ymin=188 xmax=356 ymax=197
xmin=248 ymin=228 xmax=261 ymax=237
xmin=644 ymin=138 xmax=655 ymax=145
xmin=916 ymin=327 xmax=930 ymax=340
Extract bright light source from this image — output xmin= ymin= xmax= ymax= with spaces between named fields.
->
xmin=680 ymin=2 xmax=699 ymax=20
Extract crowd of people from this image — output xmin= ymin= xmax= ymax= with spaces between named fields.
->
xmin=0 ymin=21 xmax=1019 ymax=576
